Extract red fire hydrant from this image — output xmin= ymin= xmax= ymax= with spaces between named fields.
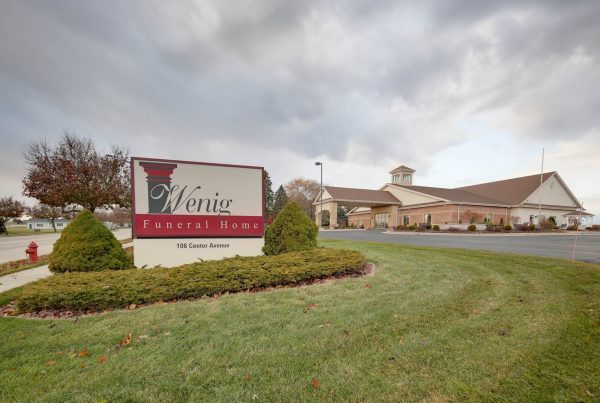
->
xmin=25 ymin=241 xmax=39 ymax=263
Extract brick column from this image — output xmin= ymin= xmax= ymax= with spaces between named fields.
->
xmin=328 ymin=202 xmax=338 ymax=229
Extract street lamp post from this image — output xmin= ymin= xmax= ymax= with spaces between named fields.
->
xmin=315 ymin=162 xmax=323 ymax=227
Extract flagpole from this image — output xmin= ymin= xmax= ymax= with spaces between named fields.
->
xmin=537 ymin=148 xmax=544 ymax=224
xmin=572 ymin=202 xmax=583 ymax=261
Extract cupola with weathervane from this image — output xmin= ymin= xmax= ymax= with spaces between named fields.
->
xmin=389 ymin=165 xmax=415 ymax=186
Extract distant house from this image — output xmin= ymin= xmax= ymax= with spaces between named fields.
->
xmin=314 ymin=165 xmax=593 ymax=229
xmin=27 ymin=219 xmax=71 ymax=231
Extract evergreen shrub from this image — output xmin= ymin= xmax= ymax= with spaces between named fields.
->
xmin=467 ymin=224 xmax=476 ymax=232
xmin=17 ymin=248 xmax=366 ymax=312
xmin=48 ymin=210 xmax=132 ymax=273
xmin=263 ymin=202 xmax=318 ymax=255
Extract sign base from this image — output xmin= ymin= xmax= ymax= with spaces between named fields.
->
xmin=133 ymin=238 xmax=265 ymax=268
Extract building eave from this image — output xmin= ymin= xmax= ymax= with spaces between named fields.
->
xmin=382 ymin=183 xmax=448 ymax=202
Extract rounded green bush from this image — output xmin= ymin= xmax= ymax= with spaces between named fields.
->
xmin=263 ymin=201 xmax=318 ymax=255
xmin=432 ymin=225 xmax=440 ymax=231
xmin=467 ymin=224 xmax=477 ymax=232
xmin=504 ymin=224 xmax=512 ymax=231
xmin=49 ymin=210 xmax=133 ymax=273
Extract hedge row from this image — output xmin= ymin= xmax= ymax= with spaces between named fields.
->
xmin=16 ymin=248 xmax=367 ymax=313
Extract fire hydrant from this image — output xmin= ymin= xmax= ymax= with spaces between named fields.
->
xmin=25 ymin=241 xmax=39 ymax=263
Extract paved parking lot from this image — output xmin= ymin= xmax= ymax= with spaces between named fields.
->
xmin=319 ymin=230 xmax=600 ymax=264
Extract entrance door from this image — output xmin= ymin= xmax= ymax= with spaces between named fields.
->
xmin=374 ymin=213 xmax=390 ymax=229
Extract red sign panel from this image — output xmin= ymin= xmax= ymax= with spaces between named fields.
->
xmin=134 ymin=214 xmax=264 ymax=238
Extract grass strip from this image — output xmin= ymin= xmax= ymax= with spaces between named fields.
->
xmin=15 ymin=248 xmax=366 ymax=313
xmin=0 ymin=256 xmax=50 ymax=277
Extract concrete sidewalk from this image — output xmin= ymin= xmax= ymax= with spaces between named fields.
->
xmin=0 ymin=265 xmax=52 ymax=293
xmin=0 ymin=242 xmax=133 ymax=293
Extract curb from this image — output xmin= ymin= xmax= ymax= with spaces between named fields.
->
xmin=382 ymin=231 xmax=594 ymax=237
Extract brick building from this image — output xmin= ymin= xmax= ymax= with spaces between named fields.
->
xmin=314 ymin=166 xmax=590 ymax=229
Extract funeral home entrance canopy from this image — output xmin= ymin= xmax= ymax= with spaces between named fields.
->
xmin=313 ymin=186 xmax=401 ymax=228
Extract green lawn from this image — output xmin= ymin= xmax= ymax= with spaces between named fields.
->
xmin=2 ymin=225 xmax=58 ymax=237
xmin=1 ymin=241 xmax=599 ymax=402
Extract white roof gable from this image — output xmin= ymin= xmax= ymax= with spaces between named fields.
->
xmin=523 ymin=173 xmax=580 ymax=208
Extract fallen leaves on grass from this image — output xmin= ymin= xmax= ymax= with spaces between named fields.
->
xmin=365 ymin=284 xmax=372 ymax=288
xmin=243 ymin=373 xmax=251 ymax=383
xmin=78 ymin=349 xmax=89 ymax=357
xmin=318 ymin=320 xmax=332 ymax=328
xmin=311 ymin=378 xmax=320 ymax=389
xmin=118 ymin=333 xmax=132 ymax=347
xmin=45 ymin=360 xmax=56 ymax=366
xmin=304 ymin=303 xmax=319 ymax=313
xmin=98 ymin=355 xmax=107 ymax=364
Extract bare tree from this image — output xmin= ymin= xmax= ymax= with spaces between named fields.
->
xmin=110 ymin=207 xmax=131 ymax=227
xmin=510 ymin=216 xmax=521 ymax=225
xmin=462 ymin=210 xmax=483 ymax=224
xmin=29 ymin=204 xmax=63 ymax=232
xmin=284 ymin=178 xmax=320 ymax=219
xmin=23 ymin=133 xmax=130 ymax=212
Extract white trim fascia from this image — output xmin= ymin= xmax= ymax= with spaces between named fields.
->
xmin=397 ymin=201 xmax=511 ymax=210
xmin=313 ymin=198 xmax=400 ymax=206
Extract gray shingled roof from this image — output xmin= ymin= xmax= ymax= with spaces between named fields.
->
xmin=389 ymin=165 xmax=415 ymax=174
xmin=391 ymin=172 xmax=558 ymax=205
xmin=393 ymin=185 xmax=504 ymax=204
xmin=458 ymin=172 xmax=555 ymax=205
xmin=322 ymin=186 xmax=400 ymax=204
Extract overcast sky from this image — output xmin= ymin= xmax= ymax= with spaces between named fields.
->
xmin=1 ymin=0 xmax=599 ymax=219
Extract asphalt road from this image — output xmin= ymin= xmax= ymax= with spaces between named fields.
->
xmin=0 ymin=228 xmax=132 ymax=263
xmin=319 ymin=230 xmax=600 ymax=264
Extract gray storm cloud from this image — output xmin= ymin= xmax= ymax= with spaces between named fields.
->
xmin=1 ymin=0 xmax=599 ymax=207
